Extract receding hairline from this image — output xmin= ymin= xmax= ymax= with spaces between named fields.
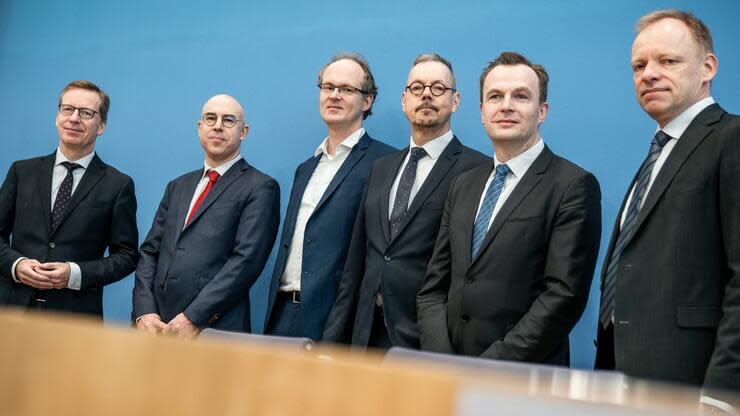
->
xmin=408 ymin=60 xmax=456 ymax=87
xmin=202 ymin=94 xmax=245 ymax=119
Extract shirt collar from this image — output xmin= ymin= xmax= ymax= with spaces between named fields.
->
xmin=315 ymin=127 xmax=365 ymax=158
xmin=409 ymin=130 xmax=453 ymax=160
xmin=660 ymin=97 xmax=715 ymax=139
xmin=55 ymin=148 xmax=95 ymax=169
xmin=493 ymin=137 xmax=545 ymax=179
xmin=204 ymin=153 xmax=241 ymax=178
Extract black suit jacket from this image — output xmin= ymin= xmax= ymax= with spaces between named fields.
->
xmin=132 ymin=158 xmax=280 ymax=332
xmin=417 ymin=146 xmax=601 ymax=365
xmin=0 ymin=152 xmax=138 ymax=316
xmin=323 ymin=137 xmax=489 ymax=349
xmin=595 ymin=104 xmax=740 ymax=393
xmin=264 ymin=133 xmax=394 ymax=339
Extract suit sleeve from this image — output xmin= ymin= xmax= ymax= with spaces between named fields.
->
xmin=481 ymin=173 xmax=602 ymax=361
xmin=0 ymin=163 xmax=25 ymax=281
xmin=322 ymin=181 xmax=369 ymax=344
xmin=704 ymin=127 xmax=740 ymax=393
xmin=184 ymin=178 xmax=281 ymax=328
xmin=131 ymin=182 xmax=173 ymax=320
xmin=75 ymin=175 xmax=139 ymax=290
xmin=416 ymin=176 xmax=457 ymax=354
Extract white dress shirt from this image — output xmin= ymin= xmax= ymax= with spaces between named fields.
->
xmin=388 ymin=130 xmax=454 ymax=217
xmin=280 ymin=128 xmax=364 ymax=292
xmin=474 ymin=139 xmax=545 ymax=230
xmin=11 ymin=148 xmax=96 ymax=290
xmin=619 ymin=97 xmax=714 ymax=228
xmin=184 ymin=153 xmax=243 ymax=230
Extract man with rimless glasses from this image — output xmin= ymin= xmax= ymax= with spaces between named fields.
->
xmin=0 ymin=80 xmax=138 ymax=318
xmin=133 ymin=94 xmax=280 ymax=338
xmin=324 ymin=54 xmax=489 ymax=350
xmin=264 ymin=52 xmax=394 ymax=340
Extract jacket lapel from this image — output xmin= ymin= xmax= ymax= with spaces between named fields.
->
xmin=173 ymin=170 xmax=203 ymax=241
xmin=460 ymin=163 xmax=492 ymax=265
xmin=51 ymin=154 xmax=106 ymax=236
xmin=469 ymin=146 xmax=553 ymax=267
xmin=314 ymin=133 xmax=370 ymax=213
xmin=35 ymin=152 xmax=56 ymax=236
xmin=281 ymin=155 xmax=321 ymax=245
xmin=389 ymin=137 xmax=462 ymax=244
xmin=182 ymin=158 xmax=248 ymax=232
xmin=630 ymin=104 xmax=723 ymax=241
xmin=379 ymin=150 xmax=408 ymax=245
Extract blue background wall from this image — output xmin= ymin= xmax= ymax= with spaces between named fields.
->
xmin=1 ymin=1 xmax=738 ymax=368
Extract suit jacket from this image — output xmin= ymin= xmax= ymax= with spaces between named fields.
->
xmin=595 ymin=104 xmax=740 ymax=393
xmin=264 ymin=133 xmax=394 ymax=339
xmin=323 ymin=137 xmax=489 ymax=349
xmin=417 ymin=145 xmax=601 ymax=365
xmin=132 ymin=158 xmax=280 ymax=332
xmin=0 ymin=152 xmax=138 ymax=317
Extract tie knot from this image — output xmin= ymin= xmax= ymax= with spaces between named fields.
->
xmin=653 ymin=131 xmax=672 ymax=147
xmin=409 ymin=147 xmax=427 ymax=162
xmin=495 ymin=163 xmax=511 ymax=177
xmin=206 ymin=170 xmax=220 ymax=182
xmin=60 ymin=161 xmax=82 ymax=172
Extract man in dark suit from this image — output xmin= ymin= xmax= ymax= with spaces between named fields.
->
xmin=323 ymin=54 xmax=489 ymax=350
xmin=264 ymin=53 xmax=394 ymax=340
xmin=133 ymin=94 xmax=279 ymax=338
xmin=0 ymin=80 xmax=138 ymax=317
xmin=417 ymin=52 xmax=601 ymax=365
xmin=595 ymin=10 xmax=740 ymax=396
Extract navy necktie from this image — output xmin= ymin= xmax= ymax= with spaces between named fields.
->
xmin=599 ymin=130 xmax=671 ymax=329
xmin=471 ymin=163 xmax=511 ymax=258
xmin=50 ymin=161 xmax=82 ymax=231
xmin=389 ymin=147 xmax=427 ymax=239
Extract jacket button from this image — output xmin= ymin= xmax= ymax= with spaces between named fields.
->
xmin=159 ymin=281 xmax=165 ymax=289
xmin=384 ymin=255 xmax=391 ymax=262
xmin=461 ymin=315 xmax=470 ymax=323
xmin=465 ymin=276 xmax=473 ymax=283
xmin=49 ymin=242 xmax=55 ymax=248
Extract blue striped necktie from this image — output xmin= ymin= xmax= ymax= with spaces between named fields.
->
xmin=599 ymin=130 xmax=672 ymax=329
xmin=471 ymin=163 xmax=511 ymax=258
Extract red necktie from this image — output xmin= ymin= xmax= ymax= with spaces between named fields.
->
xmin=186 ymin=170 xmax=220 ymax=225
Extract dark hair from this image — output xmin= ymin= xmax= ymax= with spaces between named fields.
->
xmin=59 ymin=80 xmax=110 ymax=123
xmin=479 ymin=52 xmax=549 ymax=104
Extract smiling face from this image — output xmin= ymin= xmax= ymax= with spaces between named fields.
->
xmin=55 ymin=88 xmax=106 ymax=158
xmin=319 ymin=59 xmax=373 ymax=131
xmin=197 ymin=94 xmax=248 ymax=167
xmin=631 ymin=18 xmax=717 ymax=127
xmin=480 ymin=64 xmax=547 ymax=148
xmin=402 ymin=61 xmax=460 ymax=133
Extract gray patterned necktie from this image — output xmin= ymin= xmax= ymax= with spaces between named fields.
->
xmin=389 ymin=147 xmax=427 ymax=239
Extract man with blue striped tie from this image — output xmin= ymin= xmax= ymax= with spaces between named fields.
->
xmin=418 ymin=52 xmax=602 ymax=365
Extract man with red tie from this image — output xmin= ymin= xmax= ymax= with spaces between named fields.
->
xmin=133 ymin=94 xmax=280 ymax=338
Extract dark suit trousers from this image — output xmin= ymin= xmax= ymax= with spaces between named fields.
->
xmin=264 ymin=292 xmax=303 ymax=337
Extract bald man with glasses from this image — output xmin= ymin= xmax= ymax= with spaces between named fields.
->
xmin=0 ymin=80 xmax=138 ymax=318
xmin=133 ymin=94 xmax=280 ymax=338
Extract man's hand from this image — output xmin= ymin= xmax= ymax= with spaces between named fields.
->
xmin=136 ymin=313 xmax=167 ymax=334
xmin=36 ymin=262 xmax=71 ymax=289
xmin=163 ymin=313 xmax=201 ymax=339
xmin=15 ymin=259 xmax=55 ymax=289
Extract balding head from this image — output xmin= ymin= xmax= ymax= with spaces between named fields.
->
xmin=198 ymin=94 xmax=249 ymax=167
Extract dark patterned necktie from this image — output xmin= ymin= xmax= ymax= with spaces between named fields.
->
xmin=389 ymin=147 xmax=427 ymax=239
xmin=50 ymin=161 xmax=82 ymax=231
xmin=471 ymin=163 xmax=511 ymax=258
xmin=599 ymin=130 xmax=672 ymax=329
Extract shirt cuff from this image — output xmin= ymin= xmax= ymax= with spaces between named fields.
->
xmin=700 ymin=394 xmax=737 ymax=413
xmin=66 ymin=262 xmax=81 ymax=290
xmin=11 ymin=257 xmax=26 ymax=282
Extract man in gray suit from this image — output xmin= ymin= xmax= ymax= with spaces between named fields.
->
xmin=133 ymin=94 xmax=280 ymax=338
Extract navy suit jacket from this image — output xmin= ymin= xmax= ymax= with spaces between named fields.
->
xmin=323 ymin=137 xmax=489 ymax=350
xmin=0 ymin=152 xmax=138 ymax=317
xmin=264 ymin=133 xmax=394 ymax=339
xmin=133 ymin=158 xmax=280 ymax=331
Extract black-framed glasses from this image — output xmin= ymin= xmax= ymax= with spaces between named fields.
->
xmin=318 ymin=83 xmax=368 ymax=96
xmin=201 ymin=113 xmax=242 ymax=128
xmin=405 ymin=81 xmax=456 ymax=97
xmin=58 ymin=104 xmax=98 ymax=120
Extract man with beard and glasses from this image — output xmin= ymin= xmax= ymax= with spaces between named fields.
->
xmin=323 ymin=53 xmax=489 ymax=350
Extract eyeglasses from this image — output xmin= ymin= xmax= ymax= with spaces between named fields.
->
xmin=405 ymin=82 xmax=456 ymax=97
xmin=201 ymin=113 xmax=242 ymax=128
xmin=318 ymin=83 xmax=368 ymax=96
xmin=58 ymin=104 xmax=98 ymax=120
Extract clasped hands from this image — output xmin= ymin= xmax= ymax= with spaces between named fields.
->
xmin=15 ymin=258 xmax=71 ymax=289
xmin=136 ymin=313 xmax=201 ymax=339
